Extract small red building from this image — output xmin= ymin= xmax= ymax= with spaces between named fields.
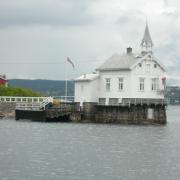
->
xmin=0 ymin=75 xmax=8 ymax=87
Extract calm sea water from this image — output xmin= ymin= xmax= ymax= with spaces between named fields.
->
xmin=0 ymin=106 xmax=180 ymax=180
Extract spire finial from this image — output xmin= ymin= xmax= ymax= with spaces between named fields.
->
xmin=140 ymin=20 xmax=153 ymax=54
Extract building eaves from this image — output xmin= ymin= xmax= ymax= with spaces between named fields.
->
xmin=74 ymin=74 xmax=99 ymax=82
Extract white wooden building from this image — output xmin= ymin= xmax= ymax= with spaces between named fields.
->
xmin=75 ymin=24 xmax=166 ymax=106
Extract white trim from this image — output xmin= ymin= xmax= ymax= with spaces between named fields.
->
xmin=130 ymin=53 xmax=165 ymax=72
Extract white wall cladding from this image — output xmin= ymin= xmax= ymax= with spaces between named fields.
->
xmin=131 ymin=59 xmax=165 ymax=99
xmin=75 ymin=78 xmax=99 ymax=103
xmin=98 ymin=70 xmax=131 ymax=99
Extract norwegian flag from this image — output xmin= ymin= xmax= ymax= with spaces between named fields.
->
xmin=67 ymin=57 xmax=75 ymax=69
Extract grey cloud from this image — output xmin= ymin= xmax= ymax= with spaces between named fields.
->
xmin=163 ymin=0 xmax=168 ymax=6
xmin=160 ymin=7 xmax=180 ymax=17
xmin=116 ymin=10 xmax=144 ymax=25
xmin=0 ymin=0 xmax=95 ymax=27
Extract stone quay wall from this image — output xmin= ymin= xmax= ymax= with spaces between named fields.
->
xmin=0 ymin=102 xmax=16 ymax=118
xmin=71 ymin=103 xmax=167 ymax=125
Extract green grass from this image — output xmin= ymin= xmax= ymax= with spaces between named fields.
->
xmin=0 ymin=86 xmax=42 ymax=97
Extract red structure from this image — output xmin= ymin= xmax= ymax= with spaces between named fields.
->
xmin=0 ymin=75 xmax=8 ymax=86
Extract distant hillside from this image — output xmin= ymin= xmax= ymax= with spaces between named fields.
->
xmin=0 ymin=86 xmax=41 ymax=97
xmin=9 ymin=79 xmax=74 ymax=96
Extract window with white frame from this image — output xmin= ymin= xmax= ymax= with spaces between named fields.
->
xmin=81 ymin=84 xmax=84 ymax=92
xmin=118 ymin=78 xmax=123 ymax=91
xmin=106 ymin=78 xmax=111 ymax=91
xmin=151 ymin=78 xmax=159 ymax=91
xmin=139 ymin=78 xmax=145 ymax=91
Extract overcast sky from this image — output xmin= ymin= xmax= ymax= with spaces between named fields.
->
xmin=0 ymin=0 xmax=180 ymax=83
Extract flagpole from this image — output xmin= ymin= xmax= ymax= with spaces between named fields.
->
xmin=65 ymin=57 xmax=74 ymax=103
xmin=65 ymin=58 xmax=68 ymax=102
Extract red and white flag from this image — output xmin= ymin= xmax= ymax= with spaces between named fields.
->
xmin=67 ymin=57 xmax=75 ymax=69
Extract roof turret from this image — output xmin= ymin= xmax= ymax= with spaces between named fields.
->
xmin=140 ymin=22 xmax=153 ymax=54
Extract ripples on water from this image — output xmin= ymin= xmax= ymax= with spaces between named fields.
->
xmin=0 ymin=106 xmax=180 ymax=180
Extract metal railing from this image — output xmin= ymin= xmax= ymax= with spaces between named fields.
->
xmin=98 ymin=98 xmax=168 ymax=106
xmin=0 ymin=96 xmax=75 ymax=103
xmin=12 ymin=96 xmax=74 ymax=111
xmin=0 ymin=96 xmax=51 ymax=103
xmin=53 ymin=96 xmax=74 ymax=102
xmin=16 ymin=103 xmax=43 ymax=111
xmin=40 ymin=97 xmax=53 ymax=110
xmin=15 ymin=97 xmax=53 ymax=111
